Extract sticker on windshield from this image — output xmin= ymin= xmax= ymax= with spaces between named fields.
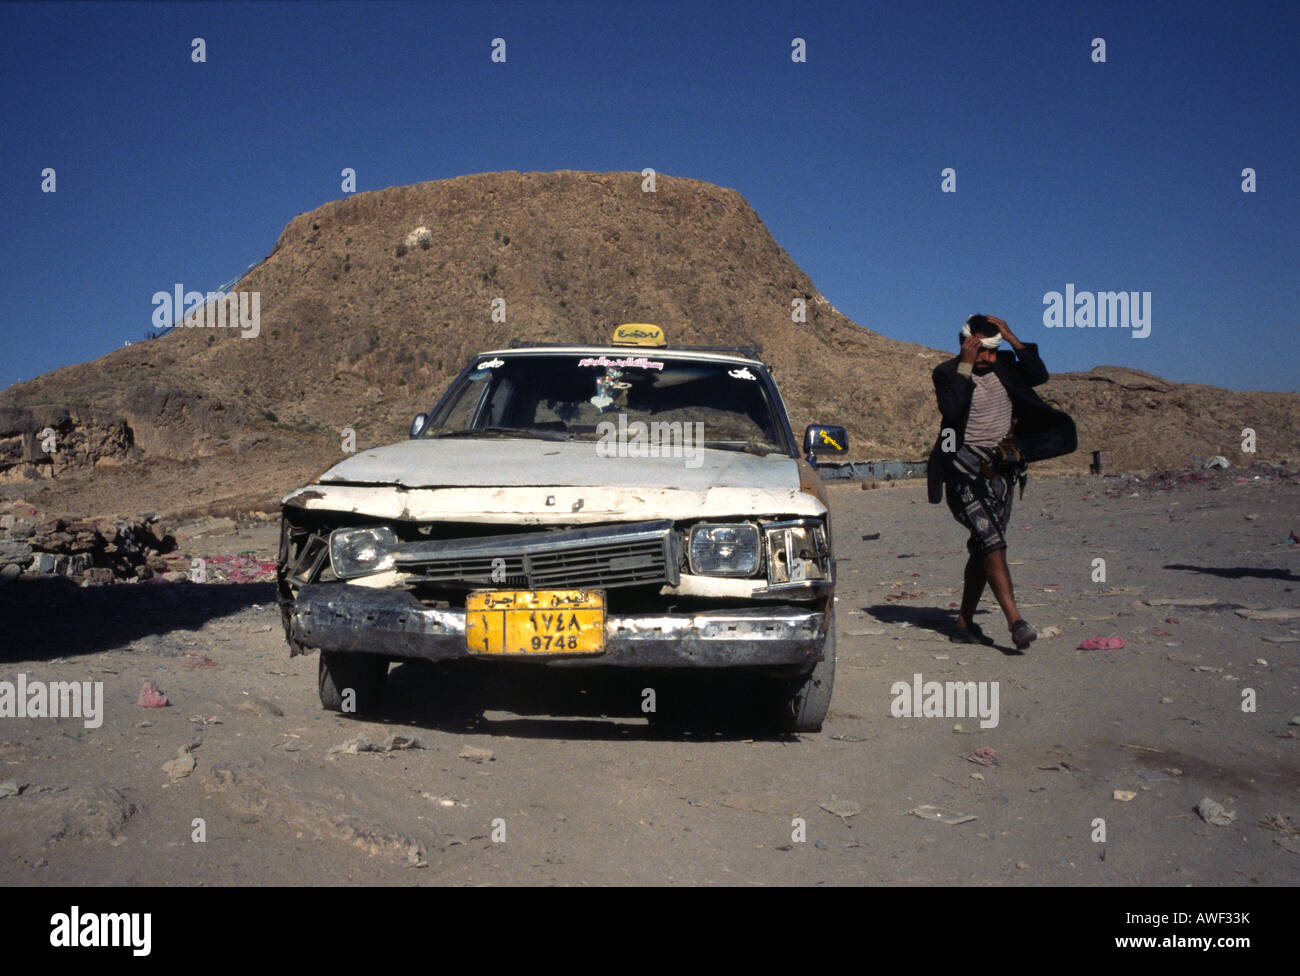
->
xmin=728 ymin=367 xmax=756 ymax=380
xmin=577 ymin=355 xmax=664 ymax=371
xmin=591 ymin=368 xmax=629 ymax=411
xmin=478 ymin=358 xmax=505 ymax=369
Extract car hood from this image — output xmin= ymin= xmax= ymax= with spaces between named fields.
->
xmin=317 ymin=437 xmax=801 ymax=492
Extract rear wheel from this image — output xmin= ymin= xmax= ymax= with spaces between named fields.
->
xmin=318 ymin=652 xmax=388 ymax=714
xmin=777 ymin=614 xmax=836 ymax=733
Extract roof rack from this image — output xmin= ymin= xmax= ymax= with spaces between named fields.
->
xmin=507 ymin=339 xmax=763 ymax=359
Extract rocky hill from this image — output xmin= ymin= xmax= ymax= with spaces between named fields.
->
xmin=2 ymin=171 xmax=1295 ymax=518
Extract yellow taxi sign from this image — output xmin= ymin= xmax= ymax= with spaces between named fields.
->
xmin=612 ymin=323 xmax=666 ymax=347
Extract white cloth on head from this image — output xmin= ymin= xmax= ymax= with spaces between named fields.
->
xmin=961 ymin=323 xmax=1002 ymax=349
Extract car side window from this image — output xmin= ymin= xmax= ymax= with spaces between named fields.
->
xmin=432 ymin=373 xmax=490 ymax=433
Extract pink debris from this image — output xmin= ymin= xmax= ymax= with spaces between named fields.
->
xmin=1077 ymin=636 xmax=1127 ymax=651
xmin=183 ymin=653 xmax=218 ymax=668
xmin=137 ymin=680 xmax=170 ymax=708
xmin=186 ymin=553 xmax=277 ymax=583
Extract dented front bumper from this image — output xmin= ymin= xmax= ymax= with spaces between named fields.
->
xmin=289 ymin=583 xmax=827 ymax=669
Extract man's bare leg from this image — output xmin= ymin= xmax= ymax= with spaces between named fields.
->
xmin=957 ymin=553 xmax=986 ymax=628
xmin=982 ymin=547 xmax=1023 ymax=628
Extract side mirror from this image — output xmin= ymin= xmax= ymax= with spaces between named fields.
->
xmin=804 ymin=424 xmax=848 ymax=460
xmin=410 ymin=414 xmax=428 ymax=438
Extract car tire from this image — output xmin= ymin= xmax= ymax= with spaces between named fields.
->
xmin=778 ymin=612 xmax=836 ymax=733
xmin=318 ymin=652 xmax=388 ymax=714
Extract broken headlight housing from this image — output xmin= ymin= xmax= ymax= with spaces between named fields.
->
xmin=329 ymin=526 xmax=398 ymax=579
xmin=763 ymin=519 xmax=831 ymax=587
xmin=688 ymin=522 xmax=760 ymax=577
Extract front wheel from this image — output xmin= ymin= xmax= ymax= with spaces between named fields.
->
xmin=318 ymin=652 xmax=388 ymax=714
xmin=777 ymin=614 xmax=836 ymax=733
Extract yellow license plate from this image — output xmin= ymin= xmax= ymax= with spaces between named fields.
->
xmin=465 ymin=590 xmax=607 ymax=656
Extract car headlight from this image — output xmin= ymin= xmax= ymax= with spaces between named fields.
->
xmin=688 ymin=523 xmax=760 ymax=577
xmin=329 ymin=526 xmax=398 ymax=579
xmin=763 ymin=519 xmax=831 ymax=585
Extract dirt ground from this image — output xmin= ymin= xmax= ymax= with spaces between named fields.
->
xmin=1 ymin=472 xmax=1297 ymax=886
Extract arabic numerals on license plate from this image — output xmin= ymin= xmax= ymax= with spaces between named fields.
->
xmin=529 ymin=610 xmax=581 ymax=651
xmin=531 ymin=633 xmax=580 ymax=651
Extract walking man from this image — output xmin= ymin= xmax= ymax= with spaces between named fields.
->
xmin=926 ymin=314 xmax=1076 ymax=651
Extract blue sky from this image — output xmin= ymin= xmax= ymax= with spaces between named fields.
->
xmin=2 ymin=0 xmax=1296 ymax=391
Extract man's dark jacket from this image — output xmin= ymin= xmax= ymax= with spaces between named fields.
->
xmin=926 ymin=341 xmax=1076 ymax=503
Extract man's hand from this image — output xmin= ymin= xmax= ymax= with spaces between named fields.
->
xmin=985 ymin=315 xmax=1024 ymax=350
xmin=960 ymin=334 xmax=983 ymax=364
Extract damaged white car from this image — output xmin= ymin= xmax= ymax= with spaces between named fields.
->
xmin=277 ymin=326 xmax=847 ymax=731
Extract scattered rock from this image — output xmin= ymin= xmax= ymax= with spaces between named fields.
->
xmin=457 ymin=744 xmax=494 ymax=763
xmin=162 ymin=746 xmax=196 ymax=781
xmin=1037 ymin=625 xmax=1062 ymax=639
xmin=1195 ymin=797 xmax=1237 ymax=826
xmin=1113 ymin=790 xmax=1137 ymax=802
xmin=818 ymin=798 xmax=861 ymax=819
xmin=0 ymin=540 xmax=33 ymax=565
xmin=331 ymin=733 xmax=426 ymax=755
xmin=909 ymin=804 xmax=976 ymax=825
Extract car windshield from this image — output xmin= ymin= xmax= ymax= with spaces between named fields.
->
xmin=425 ymin=353 xmax=788 ymax=454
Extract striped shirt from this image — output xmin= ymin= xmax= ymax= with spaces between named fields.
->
xmin=964 ymin=370 xmax=1013 ymax=447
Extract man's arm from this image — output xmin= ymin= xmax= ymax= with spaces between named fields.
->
xmin=933 ymin=334 xmax=982 ymax=421
xmin=987 ymin=315 xmax=1049 ymax=386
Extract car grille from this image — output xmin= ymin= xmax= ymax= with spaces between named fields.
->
xmin=393 ymin=519 xmax=679 ymax=590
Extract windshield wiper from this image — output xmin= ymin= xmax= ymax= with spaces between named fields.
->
xmin=431 ymin=426 xmax=572 ymax=442
xmin=704 ymin=438 xmax=782 ymax=457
